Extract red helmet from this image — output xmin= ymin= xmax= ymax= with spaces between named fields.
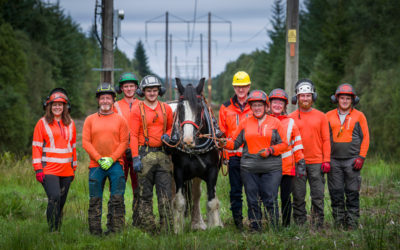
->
xmin=46 ymin=91 xmax=68 ymax=106
xmin=331 ymin=83 xmax=359 ymax=105
xmin=247 ymin=90 xmax=269 ymax=105
xmin=269 ymin=88 xmax=288 ymax=104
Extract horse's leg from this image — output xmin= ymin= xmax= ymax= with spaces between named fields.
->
xmin=206 ymin=167 xmax=224 ymax=228
xmin=191 ymin=177 xmax=207 ymax=230
xmin=172 ymin=169 xmax=186 ymax=234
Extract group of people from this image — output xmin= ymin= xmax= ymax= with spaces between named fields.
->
xmin=218 ymin=72 xmax=369 ymax=232
xmin=32 ymin=70 xmax=369 ymax=235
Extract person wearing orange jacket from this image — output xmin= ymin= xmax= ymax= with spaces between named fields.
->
xmin=221 ymin=90 xmax=288 ymax=231
xmin=129 ymin=75 xmax=174 ymax=232
xmin=289 ymin=79 xmax=331 ymax=228
xmin=114 ymin=72 xmax=140 ymax=193
xmin=268 ymin=88 xmax=306 ymax=227
xmin=218 ymin=71 xmax=252 ymax=229
xmin=326 ymin=84 xmax=369 ymax=229
xmin=32 ymin=88 xmax=77 ymax=232
xmin=82 ymin=83 xmax=129 ymax=235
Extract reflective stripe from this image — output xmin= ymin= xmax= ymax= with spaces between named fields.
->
xmin=287 ymin=118 xmax=294 ymax=145
xmin=227 ymin=148 xmax=243 ymax=154
xmin=32 ymin=158 xmax=42 ymax=164
xmin=236 ymin=114 xmax=239 ymax=126
xmin=72 ymin=143 xmax=76 ymax=148
xmin=114 ymin=102 xmax=123 ymax=115
xmin=32 ymin=141 xmax=43 ymax=147
xmin=68 ymin=122 xmax=73 ymax=147
xmin=43 ymin=147 xmax=73 ymax=153
xmin=281 ymin=150 xmax=292 ymax=159
xmin=294 ymin=136 xmax=301 ymax=142
xmin=293 ymin=144 xmax=304 ymax=152
xmin=73 ymin=161 xmax=77 ymax=166
xmin=41 ymin=118 xmax=55 ymax=148
xmin=42 ymin=157 xmax=73 ymax=164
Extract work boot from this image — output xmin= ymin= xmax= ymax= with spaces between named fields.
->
xmin=131 ymin=195 xmax=140 ymax=227
xmin=233 ymin=212 xmax=243 ymax=230
xmin=105 ymin=198 xmax=113 ymax=234
xmin=111 ymin=195 xmax=126 ymax=233
xmin=88 ymin=197 xmax=103 ymax=236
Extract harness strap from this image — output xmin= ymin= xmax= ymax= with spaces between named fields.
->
xmin=139 ymin=101 xmax=168 ymax=145
xmin=160 ymin=101 xmax=167 ymax=134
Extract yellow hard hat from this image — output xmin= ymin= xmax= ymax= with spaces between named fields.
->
xmin=232 ymin=71 xmax=251 ymax=86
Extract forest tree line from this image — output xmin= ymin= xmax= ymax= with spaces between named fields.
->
xmin=213 ymin=0 xmax=400 ymax=160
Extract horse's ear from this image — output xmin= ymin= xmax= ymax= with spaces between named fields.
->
xmin=196 ymin=78 xmax=206 ymax=94
xmin=176 ymin=78 xmax=185 ymax=95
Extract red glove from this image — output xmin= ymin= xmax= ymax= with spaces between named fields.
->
xmin=321 ymin=162 xmax=331 ymax=173
xmin=258 ymin=148 xmax=273 ymax=158
xmin=35 ymin=171 xmax=44 ymax=183
xmin=353 ymin=157 xmax=365 ymax=171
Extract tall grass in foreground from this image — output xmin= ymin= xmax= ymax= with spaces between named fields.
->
xmin=0 ymin=152 xmax=399 ymax=249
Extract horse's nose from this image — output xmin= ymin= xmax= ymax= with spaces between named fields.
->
xmin=183 ymin=137 xmax=195 ymax=147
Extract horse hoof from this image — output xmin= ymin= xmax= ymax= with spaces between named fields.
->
xmin=191 ymin=221 xmax=207 ymax=231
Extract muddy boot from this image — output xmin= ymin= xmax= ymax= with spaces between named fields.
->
xmin=105 ymin=198 xmax=113 ymax=234
xmin=109 ymin=195 xmax=125 ymax=233
xmin=233 ymin=213 xmax=243 ymax=230
xmin=88 ymin=197 xmax=103 ymax=236
xmin=131 ymin=194 xmax=140 ymax=227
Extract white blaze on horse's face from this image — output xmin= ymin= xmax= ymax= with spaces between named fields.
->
xmin=182 ymin=100 xmax=196 ymax=147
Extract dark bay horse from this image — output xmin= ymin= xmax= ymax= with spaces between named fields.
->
xmin=168 ymin=78 xmax=223 ymax=233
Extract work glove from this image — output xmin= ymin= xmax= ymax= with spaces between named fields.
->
xmin=321 ymin=162 xmax=331 ymax=173
xmin=217 ymin=138 xmax=227 ymax=148
xmin=296 ymin=159 xmax=307 ymax=178
xmin=132 ymin=156 xmax=143 ymax=173
xmin=35 ymin=170 xmax=44 ymax=184
xmin=258 ymin=148 xmax=273 ymax=158
xmin=98 ymin=157 xmax=114 ymax=171
xmin=353 ymin=156 xmax=365 ymax=171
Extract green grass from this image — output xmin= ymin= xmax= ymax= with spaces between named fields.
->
xmin=0 ymin=152 xmax=399 ymax=249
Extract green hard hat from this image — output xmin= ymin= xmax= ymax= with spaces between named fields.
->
xmin=96 ymin=82 xmax=116 ymax=98
xmin=119 ymin=72 xmax=139 ymax=85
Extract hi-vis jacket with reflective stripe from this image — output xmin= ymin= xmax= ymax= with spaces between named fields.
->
xmin=32 ymin=118 xmax=77 ymax=176
xmin=326 ymin=108 xmax=369 ymax=159
xmin=219 ymin=95 xmax=252 ymax=158
xmin=276 ymin=115 xmax=305 ymax=176
xmin=225 ymin=115 xmax=288 ymax=173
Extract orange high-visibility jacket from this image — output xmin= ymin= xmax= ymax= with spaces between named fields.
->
xmin=82 ymin=112 xmax=129 ymax=168
xmin=225 ymin=115 xmax=288 ymax=173
xmin=32 ymin=118 xmax=77 ymax=176
xmin=289 ymin=109 xmax=331 ymax=164
xmin=277 ymin=115 xmax=305 ymax=176
xmin=326 ymin=108 xmax=369 ymax=159
xmin=129 ymin=101 xmax=173 ymax=158
xmin=219 ymin=96 xmax=252 ymax=158
xmin=114 ymin=98 xmax=139 ymax=125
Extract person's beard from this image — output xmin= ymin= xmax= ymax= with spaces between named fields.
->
xmin=100 ymin=104 xmax=112 ymax=112
xmin=299 ymin=100 xmax=312 ymax=110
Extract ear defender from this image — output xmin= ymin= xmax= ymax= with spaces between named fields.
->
xmin=114 ymin=83 xmax=122 ymax=94
xmin=291 ymin=96 xmax=298 ymax=105
xmin=353 ymin=96 xmax=360 ymax=105
xmin=331 ymin=95 xmax=338 ymax=104
xmin=159 ymin=87 xmax=167 ymax=97
xmin=136 ymin=88 xmax=144 ymax=98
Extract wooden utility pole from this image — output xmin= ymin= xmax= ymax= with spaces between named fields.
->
xmin=169 ymin=34 xmax=172 ymax=100
xmin=165 ymin=12 xmax=169 ymax=99
xmin=101 ymin=0 xmax=114 ymax=84
xmin=200 ymin=33 xmax=203 ymax=78
xmin=285 ymin=0 xmax=299 ymax=113
xmin=207 ymin=12 xmax=212 ymax=104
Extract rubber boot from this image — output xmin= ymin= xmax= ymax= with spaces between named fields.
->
xmin=88 ymin=197 xmax=103 ymax=235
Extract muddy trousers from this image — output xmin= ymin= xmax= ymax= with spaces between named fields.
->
xmin=42 ymin=175 xmax=73 ymax=232
xmin=292 ymin=163 xmax=325 ymax=227
xmin=88 ymin=163 xmax=126 ymax=235
xmin=241 ymin=169 xmax=282 ymax=231
xmin=228 ymin=156 xmax=244 ymax=227
xmin=136 ymin=151 xmax=173 ymax=232
xmin=280 ymin=175 xmax=293 ymax=227
xmin=328 ymin=158 xmax=361 ymax=228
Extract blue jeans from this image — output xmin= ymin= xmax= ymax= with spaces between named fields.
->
xmin=241 ymin=168 xmax=282 ymax=230
xmin=89 ymin=162 xmax=126 ymax=198
xmin=228 ymin=156 xmax=243 ymax=219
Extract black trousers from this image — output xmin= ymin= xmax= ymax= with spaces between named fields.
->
xmin=280 ymin=175 xmax=293 ymax=227
xmin=42 ymin=175 xmax=73 ymax=231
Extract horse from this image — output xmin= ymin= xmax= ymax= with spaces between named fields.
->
xmin=168 ymin=77 xmax=223 ymax=234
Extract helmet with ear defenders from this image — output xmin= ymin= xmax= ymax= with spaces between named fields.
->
xmin=43 ymin=87 xmax=71 ymax=112
xmin=116 ymin=72 xmax=139 ymax=94
xmin=96 ymin=82 xmax=116 ymax=101
xmin=137 ymin=75 xmax=166 ymax=97
xmin=331 ymin=83 xmax=359 ymax=105
xmin=291 ymin=79 xmax=317 ymax=105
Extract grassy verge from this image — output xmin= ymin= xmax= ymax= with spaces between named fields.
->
xmin=0 ymin=152 xmax=399 ymax=249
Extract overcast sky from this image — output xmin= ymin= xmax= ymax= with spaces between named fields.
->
xmin=46 ymin=0 xmax=302 ymax=79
